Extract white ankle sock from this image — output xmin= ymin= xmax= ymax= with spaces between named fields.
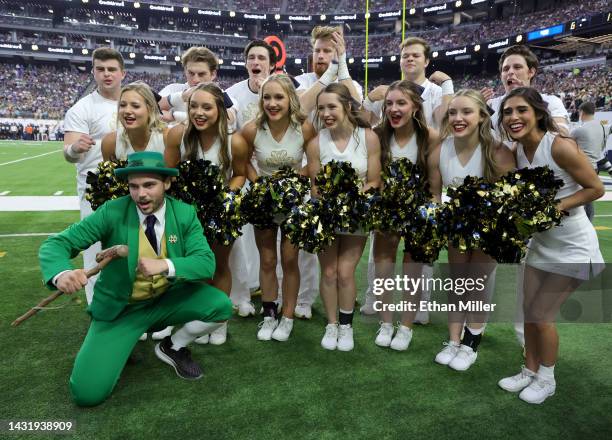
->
xmin=171 ymin=321 xmax=224 ymax=349
xmin=467 ymin=325 xmax=485 ymax=335
xmin=538 ymin=364 xmax=555 ymax=379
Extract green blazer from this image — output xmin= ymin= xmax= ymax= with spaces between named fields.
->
xmin=39 ymin=196 xmax=216 ymax=321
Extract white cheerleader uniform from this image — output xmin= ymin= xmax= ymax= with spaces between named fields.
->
xmin=319 ymin=127 xmax=369 ymax=236
xmin=180 ymin=132 xmax=260 ymax=306
xmin=114 ymin=126 xmax=165 ymax=159
xmin=439 ymin=136 xmax=483 ymax=187
xmin=438 ymin=136 xmax=497 ymax=300
xmin=517 ymin=131 xmax=604 ymax=280
xmin=254 ymin=122 xmax=305 ymax=176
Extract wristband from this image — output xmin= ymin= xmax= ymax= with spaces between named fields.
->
xmin=337 ymin=52 xmax=350 ymax=81
xmin=66 ymin=143 xmax=81 ymax=159
xmin=441 ymin=80 xmax=454 ymax=96
xmin=319 ymin=61 xmax=338 ymax=86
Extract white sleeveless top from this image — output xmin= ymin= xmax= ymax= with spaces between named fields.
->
xmin=114 ymin=126 xmax=165 ymax=160
xmin=254 ymin=122 xmax=304 ymax=177
xmin=319 ymin=127 xmax=368 ymax=182
xmin=439 ymin=136 xmax=483 ymax=187
xmin=179 ymin=133 xmax=233 ymax=181
xmin=390 ymin=133 xmax=418 ymax=162
xmin=516 ymin=131 xmax=582 ymax=200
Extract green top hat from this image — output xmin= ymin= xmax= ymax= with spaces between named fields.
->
xmin=114 ymin=151 xmax=178 ymax=178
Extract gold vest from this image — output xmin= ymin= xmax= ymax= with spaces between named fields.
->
xmin=131 ymin=226 xmax=170 ymax=302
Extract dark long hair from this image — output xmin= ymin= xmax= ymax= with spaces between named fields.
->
xmin=183 ymin=83 xmax=231 ymax=178
xmin=375 ymin=80 xmax=429 ymax=174
xmin=315 ymin=83 xmax=370 ymax=149
xmin=497 ymin=87 xmax=560 ymax=137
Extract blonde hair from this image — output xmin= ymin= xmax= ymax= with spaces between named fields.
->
xmin=376 ymin=80 xmax=429 ymax=174
xmin=310 ymin=25 xmax=341 ymax=46
xmin=440 ymin=89 xmax=500 ymax=183
xmin=183 ymin=83 xmax=231 ymax=178
xmin=255 ymin=74 xmax=306 ymax=130
xmin=118 ymin=82 xmax=164 ymax=135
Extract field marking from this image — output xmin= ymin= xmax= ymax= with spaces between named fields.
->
xmin=594 ymin=226 xmax=612 ymax=230
xmin=0 ymin=251 xmax=6 ymax=257
xmin=0 ymin=149 xmax=62 ymax=166
xmin=53 ymin=191 xmax=64 ymax=195
xmin=0 ymin=196 xmax=79 ymax=211
xmin=0 ymin=191 xmax=10 ymax=195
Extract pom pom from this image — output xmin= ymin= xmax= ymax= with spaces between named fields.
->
xmin=85 ymin=159 xmax=128 ymax=211
xmin=167 ymin=159 xmax=245 ymax=245
xmin=242 ymin=167 xmax=310 ymax=230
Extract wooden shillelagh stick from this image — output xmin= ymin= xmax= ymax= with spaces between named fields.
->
xmin=11 ymin=245 xmax=128 ymax=327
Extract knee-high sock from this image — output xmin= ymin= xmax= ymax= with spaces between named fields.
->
xmin=171 ymin=321 xmax=223 ymax=349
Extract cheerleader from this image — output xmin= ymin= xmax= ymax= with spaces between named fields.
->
xmin=165 ymin=83 xmax=249 ymax=345
xmin=241 ymin=74 xmax=316 ymax=342
xmin=497 ymin=87 xmax=604 ymax=404
xmin=305 ymin=83 xmax=381 ymax=351
xmin=427 ymin=89 xmax=515 ymax=370
xmin=373 ymin=80 xmax=439 ymax=350
xmin=101 ymin=82 xmax=167 ymax=161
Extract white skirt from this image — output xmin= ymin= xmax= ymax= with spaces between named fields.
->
xmin=525 ymin=208 xmax=604 ymax=280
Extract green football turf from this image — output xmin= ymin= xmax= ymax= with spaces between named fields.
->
xmin=0 ymin=141 xmax=76 ymax=195
xmin=0 ymin=142 xmax=611 ymax=439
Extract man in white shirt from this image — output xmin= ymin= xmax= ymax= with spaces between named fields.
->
xmin=363 ymin=36 xmax=454 ymax=128
xmin=296 ymin=26 xmax=363 ymax=118
xmin=482 ymin=45 xmax=569 ymax=135
xmin=159 ymin=47 xmax=220 ymax=124
xmin=63 ymin=47 xmax=126 ymax=305
xmin=226 ymin=40 xmax=276 ymax=130
xmin=571 ymin=101 xmax=610 ymax=221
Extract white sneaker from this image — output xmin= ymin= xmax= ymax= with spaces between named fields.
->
xmin=413 ymin=309 xmax=429 ymax=325
xmin=271 ymin=317 xmax=294 ymax=341
xmin=359 ymin=302 xmax=377 ymax=315
xmin=448 ymin=344 xmax=478 ymax=371
xmin=151 ymin=326 xmax=173 ymax=340
xmin=337 ymin=324 xmax=354 ymax=351
xmin=209 ymin=322 xmax=227 ymax=345
xmin=390 ymin=324 xmax=413 ymax=351
xmin=519 ymin=375 xmax=556 ymax=404
xmin=139 ymin=333 xmax=147 ymax=341
xmin=321 ymin=323 xmax=338 ymax=350
xmin=294 ymin=303 xmax=312 ymax=319
xmin=498 ymin=366 xmax=535 ymax=392
xmin=194 ymin=334 xmax=209 ymax=344
xmin=257 ymin=316 xmax=278 ymax=341
xmin=236 ymin=301 xmax=256 ymax=317
xmin=374 ymin=322 xmax=394 ymax=347
xmin=435 ymin=341 xmax=460 ymax=365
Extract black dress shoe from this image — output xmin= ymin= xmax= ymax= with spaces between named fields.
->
xmin=154 ymin=336 xmax=203 ymax=380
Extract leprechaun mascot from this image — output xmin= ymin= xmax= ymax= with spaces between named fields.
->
xmin=39 ymin=151 xmax=233 ymax=407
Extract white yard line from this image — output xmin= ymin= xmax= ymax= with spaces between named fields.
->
xmin=0 ymin=149 xmax=62 ymax=166
xmin=0 ymin=196 xmax=79 ymax=211
xmin=53 ymin=191 xmax=64 ymax=195
xmin=0 ymin=191 xmax=10 ymax=196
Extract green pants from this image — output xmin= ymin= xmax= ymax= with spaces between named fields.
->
xmin=69 ymin=282 xmax=232 ymax=407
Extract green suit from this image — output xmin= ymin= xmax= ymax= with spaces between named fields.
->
xmin=39 ymin=195 xmax=233 ymax=406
